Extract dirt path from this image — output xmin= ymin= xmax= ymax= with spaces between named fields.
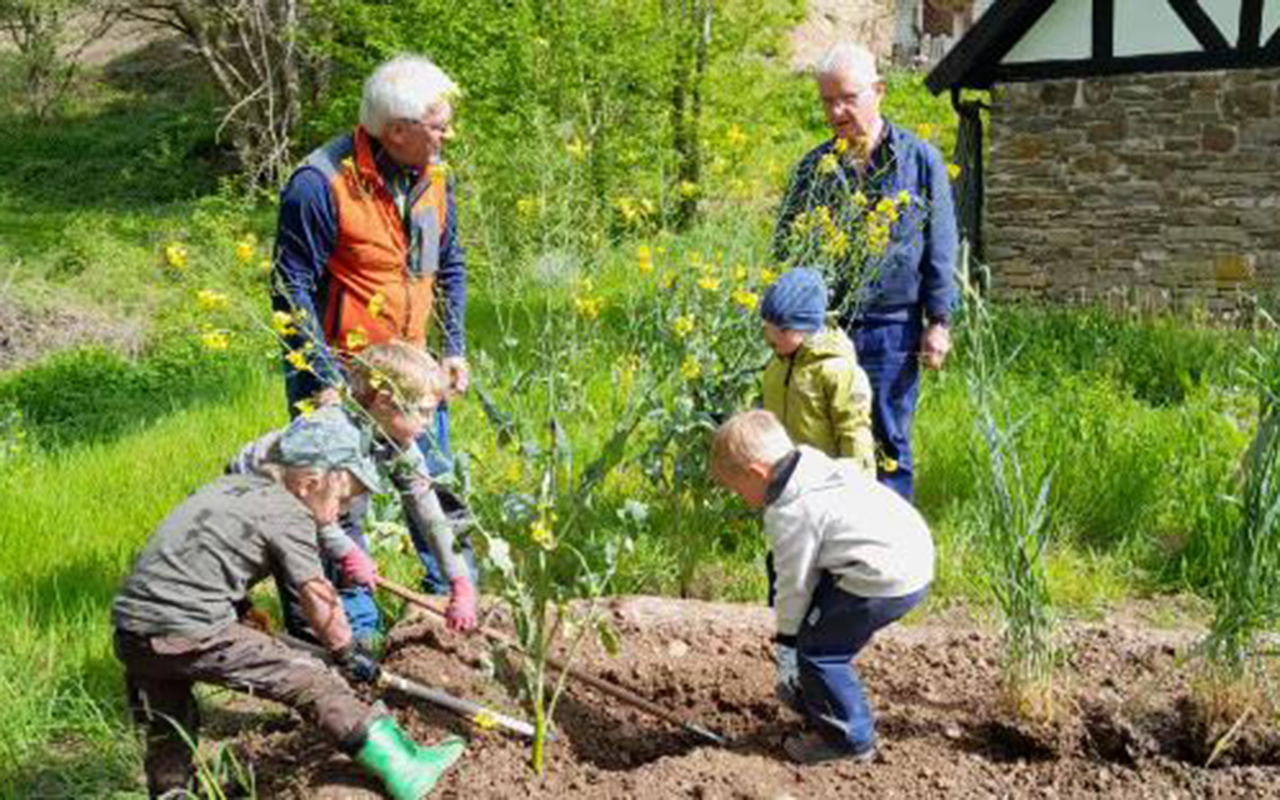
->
xmin=228 ymin=597 xmax=1280 ymax=798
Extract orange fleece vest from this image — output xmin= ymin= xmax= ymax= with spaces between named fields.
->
xmin=304 ymin=126 xmax=448 ymax=351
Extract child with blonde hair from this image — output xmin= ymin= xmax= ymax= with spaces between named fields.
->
xmin=711 ymin=409 xmax=933 ymax=764
xmin=229 ymin=341 xmax=477 ymax=652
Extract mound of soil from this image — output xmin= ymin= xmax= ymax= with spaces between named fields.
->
xmin=238 ymin=598 xmax=1280 ymax=798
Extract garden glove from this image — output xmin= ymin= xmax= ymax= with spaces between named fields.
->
xmin=445 ymin=576 xmax=478 ymax=632
xmin=335 ymin=643 xmax=382 ymax=685
xmin=337 ymin=546 xmax=378 ymax=588
xmin=774 ymin=642 xmax=801 ymax=710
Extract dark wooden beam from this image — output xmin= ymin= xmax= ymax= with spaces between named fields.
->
xmin=926 ymin=0 xmax=1056 ymax=94
xmin=1166 ymin=0 xmax=1231 ymax=52
xmin=1239 ymin=0 xmax=1262 ymax=51
xmin=986 ymin=46 xmax=1280 ymax=85
xmin=1093 ymin=0 xmax=1114 ymax=61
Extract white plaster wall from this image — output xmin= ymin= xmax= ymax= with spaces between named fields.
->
xmin=1200 ymin=0 xmax=1242 ymax=46
xmin=1115 ymin=0 xmax=1204 ymax=56
xmin=1003 ymin=0 xmax=1091 ymax=63
xmin=1264 ymin=0 xmax=1280 ymax=45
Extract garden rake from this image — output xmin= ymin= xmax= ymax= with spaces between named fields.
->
xmin=377 ymin=577 xmax=729 ymax=747
xmin=277 ymin=633 xmax=548 ymax=741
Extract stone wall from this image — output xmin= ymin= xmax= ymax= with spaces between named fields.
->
xmin=985 ymin=68 xmax=1280 ymax=313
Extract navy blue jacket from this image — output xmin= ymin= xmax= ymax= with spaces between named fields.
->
xmin=773 ymin=122 xmax=958 ymax=326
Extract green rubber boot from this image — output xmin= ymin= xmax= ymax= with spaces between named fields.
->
xmin=354 ymin=716 xmax=465 ymax=800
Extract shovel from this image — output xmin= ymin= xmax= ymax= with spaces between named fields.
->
xmin=377 ymin=577 xmax=729 ymax=747
xmin=278 ymin=633 xmax=548 ymax=741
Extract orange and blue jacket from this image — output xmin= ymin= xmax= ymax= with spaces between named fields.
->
xmin=271 ymin=126 xmax=466 ymax=396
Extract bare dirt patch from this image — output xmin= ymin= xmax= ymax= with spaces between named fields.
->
xmin=0 ymin=291 xmax=142 ymax=373
xmin=235 ymin=598 xmax=1280 ymax=798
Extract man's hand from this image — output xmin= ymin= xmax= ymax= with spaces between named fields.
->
xmin=335 ymin=644 xmax=381 ymax=685
xmin=921 ymin=322 xmax=952 ymax=371
xmin=441 ymin=356 xmax=470 ymax=397
xmin=445 ymin=576 xmax=478 ymax=632
xmin=337 ymin=547 xmax=378 ymax=588
xmin=774 ymin=642 xmax=800 ymax=708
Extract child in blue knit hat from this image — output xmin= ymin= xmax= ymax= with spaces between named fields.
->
xmin=760 ymin=267 xmax=875 ymax=474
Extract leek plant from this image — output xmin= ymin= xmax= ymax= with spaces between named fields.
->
xmin=1195 ymin=316 xmax=1280 ymax=757
xmin=961 ymin=259 xmax=1057 ymax=721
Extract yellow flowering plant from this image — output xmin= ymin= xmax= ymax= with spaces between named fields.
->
xmin=773 ymin=137 xmax=937 ymax=323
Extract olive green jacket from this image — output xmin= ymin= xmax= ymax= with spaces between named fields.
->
xmin=762 ymin=327 xmax=876 ymax=475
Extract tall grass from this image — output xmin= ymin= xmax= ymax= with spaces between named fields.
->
xmin=0 ymin=365 xmax=283 ymax=796
xmin=960 ymin=273 xmax=1058 ymax=721
xmin=1194 ymin=322 xmax=1280 ymax=706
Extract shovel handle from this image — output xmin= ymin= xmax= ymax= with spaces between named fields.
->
xmin=376 ymin=577 xmax=727 ymax=746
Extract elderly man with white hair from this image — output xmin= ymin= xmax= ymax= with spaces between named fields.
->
xmin=773 ymin=43 xmax=958 ymax=503
xmin=269 ymin=54 xmax=477 ymax=652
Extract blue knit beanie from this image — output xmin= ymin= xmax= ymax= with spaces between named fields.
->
xmin=760 ymin=268 xmax=827 ymax=332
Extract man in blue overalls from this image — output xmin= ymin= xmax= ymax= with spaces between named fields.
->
xmin=774 ymin=42 xmax=958 ymax=502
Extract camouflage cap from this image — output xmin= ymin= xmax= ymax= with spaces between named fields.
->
xmin=277 ymin=405 xmax=386 ymax=494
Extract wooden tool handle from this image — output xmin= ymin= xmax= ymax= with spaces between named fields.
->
xmin=376 ymin=577 xmax=702 ymax=732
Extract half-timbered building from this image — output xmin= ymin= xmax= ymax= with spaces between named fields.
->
xmin=928 ymin=0 xmax=1280 ymax=311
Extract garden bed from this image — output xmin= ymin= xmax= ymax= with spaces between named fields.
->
xmin=242 ymin=598 xmax=1280 ymax=798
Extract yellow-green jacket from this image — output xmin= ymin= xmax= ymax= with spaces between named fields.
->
xmin=762 ymin=327 xmax=876 ymax=475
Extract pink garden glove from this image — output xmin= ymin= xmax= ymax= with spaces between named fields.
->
xmin=337 ymin=547 xmax=378 ymax=588
xmin=445 ymin=576 xmax=478 ymax=632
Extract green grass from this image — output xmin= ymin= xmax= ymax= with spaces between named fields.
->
xmin=0 ymin=364 xmax=286 ymax=796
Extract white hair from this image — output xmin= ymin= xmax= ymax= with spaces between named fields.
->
xmin=360 ymin=55 xmax=459 ymax=137
xmin=816 ymin=43 xmax=880 ymax=84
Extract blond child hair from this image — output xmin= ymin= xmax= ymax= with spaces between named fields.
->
xmin=348 ymin=342 xmax=449 ymax=408
xmin=710 ymin=409 xmax=796 ymax=482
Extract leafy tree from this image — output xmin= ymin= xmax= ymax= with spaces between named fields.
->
xmin=0 ymin=0 xmax=117 ymax=120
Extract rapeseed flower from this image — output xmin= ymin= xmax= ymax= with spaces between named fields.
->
xmin=725 ymin=124 xmax=747 ymax=149
xmin=947 ymin=163 xmax=962 ymax=181
xmin=516 ymin=196 xmax=538 ymax=219
xmin=574 ymin=295 xmax=603 ymax=320
xmin=530 ymin=518 xmax=556 ymax=551
xmin=473 ymin=711 xmax=499 ymax=731
xmin=234 ymin=234 xmax=257 ymax=264
xmin=916 ymin=123 xmax=934 ymax=139
xmin=638 ymin=245 xmax=654 ymax=275
xmin=834 ymin=137 xmax=850 ymax=156
xmin=368 ymin=291 xmax=387 ymax=318
xmin=852 ymin=190 xmax=868 ymax=208
xmin=196 ymin=289 xmax=228 ymax=311
xmin=200 ymin=330 xmax=229 ymax=351
xmin=164 ymin=242 xmax=188 ymax=270
xmin=566 ymin=137 xmax=589 ymax=160
xmin=345 ymin=327 xmax=370 ymax=350
xmin=896 ymin=189 xmax=912 ymax=206
xmin=672 ymin=315 xmax=695 ymax=338
xmin=285 ymin=350 xmax=313 ymax=373
xmin=697 ymin=274 xmax=721 ymax=292
xmin=680 ymin=355 xmax=702 ymax=381
xmin=761 ymin=267 xmax=779 ymax=286
xmin=817 ymin=152 xmax=839 ymax=175
xmin=294 ymin=399 xmax=317 ymax=419
xmin=732 ymin=288 xmax=759 ymax=311
xmin=270 ymin=311 xmax=296 ymax=337
xmin=679 ymin=180 xmax=700 ymax=199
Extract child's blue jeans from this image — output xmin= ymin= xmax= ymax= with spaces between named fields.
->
xmin=796 ymin=574 xmax=928 ymax=753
